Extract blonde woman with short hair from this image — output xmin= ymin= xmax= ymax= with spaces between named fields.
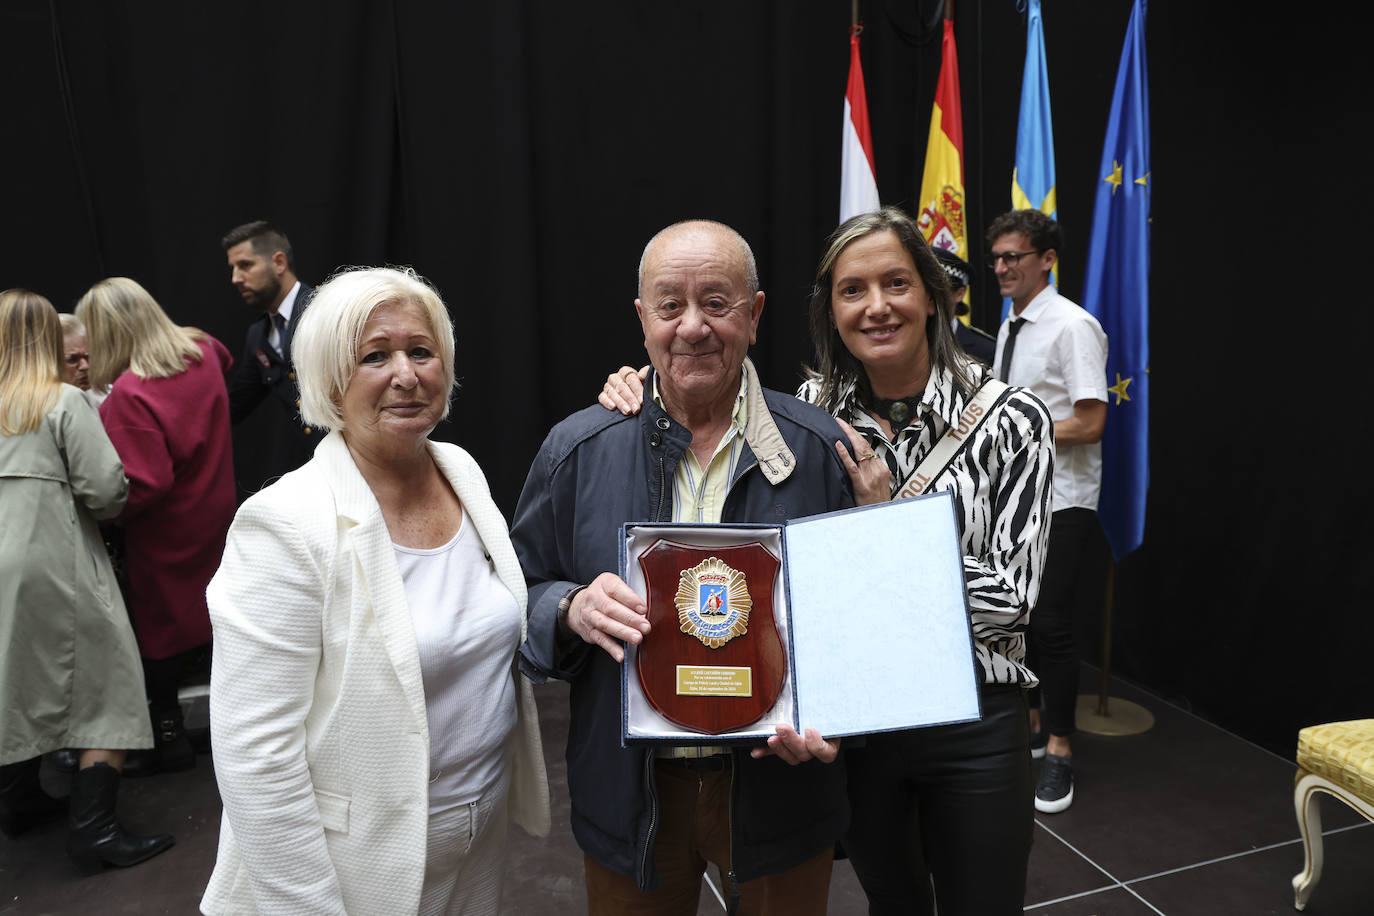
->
xmin=202 ymin=266 xmax=549 ymax=916
xmin=0 ymin=289 xmax=174 ymax=872
xmin=75 ymin=277 xmax=237 ymax=776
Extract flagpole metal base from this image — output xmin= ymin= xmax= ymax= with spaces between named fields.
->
xmin=1076 ymin=695 xmax=1154 ymax=736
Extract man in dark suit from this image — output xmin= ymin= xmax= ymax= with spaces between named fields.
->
xmin=221 ymin=221 xmax=325 ymax=495
xmin=930 ymin=247 xmax=997 ymax=367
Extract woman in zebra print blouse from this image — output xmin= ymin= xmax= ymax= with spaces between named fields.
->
xmin=800 ymin=207 xmax=1053 ymax=915
xmin=599 ymin=207 xmax=1054 ymax=914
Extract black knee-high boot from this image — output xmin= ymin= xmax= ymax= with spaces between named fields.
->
xmin=65 ymin=762 xmax=174 ymax=874
xmin=0 ymin=756 xmax=66 ymax=838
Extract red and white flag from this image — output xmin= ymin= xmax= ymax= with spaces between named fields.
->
xmin=840 ymin=24 xmax=880 ymax=223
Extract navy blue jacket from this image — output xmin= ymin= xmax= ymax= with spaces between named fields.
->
xmin=226 ymin=284 xmax=325 ymax=492
xmin=513 ymin=364 xmax=854 ymax=889
xmin=956 ymin=320 xmax=997 ymax=368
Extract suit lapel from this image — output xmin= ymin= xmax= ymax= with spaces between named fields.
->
xmin=281 ymin=284 xmax=313 ymax=362
xmin=314 ymin=433 xmax=525 ymax=737
xmin=316 ymin=433 xmax=429 ymax=733
xmin=248 ymin=314 xmax=284 ymax=371
xmin=349 ymin=513 xmax=429 ymax=731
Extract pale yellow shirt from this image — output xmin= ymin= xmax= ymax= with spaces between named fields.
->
xmin=651 ymin=373 xmax=749 ymax=524
xmin=650 ymin=371 xmax=749 ymax=758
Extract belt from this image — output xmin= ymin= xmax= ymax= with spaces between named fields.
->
xmin=658 ymin=753 xmax=732 ymax=772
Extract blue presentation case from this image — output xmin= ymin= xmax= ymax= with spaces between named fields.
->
xmin=619 ymin=490 xmax=982 ymax=746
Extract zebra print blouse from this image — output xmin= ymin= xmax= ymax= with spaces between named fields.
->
xmin=796 ymin=359 xmax=1055 ymax=687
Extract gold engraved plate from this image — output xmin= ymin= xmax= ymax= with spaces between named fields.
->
xmin=675 ymin=556 xmax=752 ymax=648
xmin=676 ymin=666 xmax=753 ymax=697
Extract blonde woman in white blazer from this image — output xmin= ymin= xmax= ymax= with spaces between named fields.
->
xmin=201 ymin=267 xmax=549 ymax=916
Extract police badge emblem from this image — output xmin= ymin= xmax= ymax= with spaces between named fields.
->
xmin=635 ymin=538 xmax=785 ymax=735
xmin=675 ymin=556 xmax=751 ymax=648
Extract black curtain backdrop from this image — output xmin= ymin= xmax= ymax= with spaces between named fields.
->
xmin=3 ymin=1 xmax=1370 ymax=757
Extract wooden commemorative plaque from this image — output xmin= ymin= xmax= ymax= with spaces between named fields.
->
xmin=635 ymin=538 xmax=785 ymax=735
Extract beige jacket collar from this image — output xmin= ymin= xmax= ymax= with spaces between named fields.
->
xmin=739 ymin=358 xmax=796 ymax=486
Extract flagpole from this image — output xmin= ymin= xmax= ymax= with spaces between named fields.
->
xmin=852 ymin=0 xmax=858 ymax=26
xmin=1097 ymin=559 xmax=1116 ymax=712
xmin=1076 ymin=556 xmax=1154 ymax=735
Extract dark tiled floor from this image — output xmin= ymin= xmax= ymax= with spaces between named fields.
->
xmin=2 ymin=665 xmax=1369 ymax=914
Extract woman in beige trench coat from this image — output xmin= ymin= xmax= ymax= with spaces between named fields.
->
xmin=0 ymin=289 xmax=174 ymax=873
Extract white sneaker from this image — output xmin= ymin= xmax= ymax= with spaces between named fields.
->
xmin=1034 ymin=753 xmax=1074 ymax=814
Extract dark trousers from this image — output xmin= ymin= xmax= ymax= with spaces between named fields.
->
xmin=843 ymin=687 xmax=1033 ymax=916
xmin=1026 ymin=507 xmax=1108 ymax=737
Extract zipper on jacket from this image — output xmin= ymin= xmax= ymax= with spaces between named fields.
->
xmin=721 ymin=455 xmax=757 ymax=519
xmin=654 ymin=455 xmax=667 ymax=522
xmin=637 ymin=749 xmax=660 ymax=890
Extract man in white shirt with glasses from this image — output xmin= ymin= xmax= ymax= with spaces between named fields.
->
xmin=987 ymin=209 xmax=1108 ymax=816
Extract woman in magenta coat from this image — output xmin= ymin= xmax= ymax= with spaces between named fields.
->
xmin=77 ymin=277 xmax=236 ymax=775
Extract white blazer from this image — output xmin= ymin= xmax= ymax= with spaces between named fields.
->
xmin=201 ymin=431 xmax=549 ymax=915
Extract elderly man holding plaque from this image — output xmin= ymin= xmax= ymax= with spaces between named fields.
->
xmin=512 ymin=220 xmax=854 ymax=915
xmin=600 ymin=207 xmax=1056 ymax=915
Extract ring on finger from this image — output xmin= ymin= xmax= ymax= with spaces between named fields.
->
xmin=859 ymin=451 xmax=877 ymax=462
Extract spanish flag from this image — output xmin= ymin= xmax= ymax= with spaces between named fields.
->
xmin=916 ymin=18 xmax=966 ymax=269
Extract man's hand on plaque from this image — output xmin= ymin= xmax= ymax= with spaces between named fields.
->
xmin=568 ymin=572 xmax=651 ymax=663
xmin=750 ymin=725 xmax=841 ymax=765
xmin=598 ymin=365 xmax=648 ymax=415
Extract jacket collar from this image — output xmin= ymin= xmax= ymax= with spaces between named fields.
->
xmin=642 ymin=358 xmax=796 ymax=488
xmin=739 ymin=358 xmax=795 ymax=485
xmin=317 ymin=433 xmax=427 ymax=729
xmin=315 ymin=430 xmax=376 ymax=524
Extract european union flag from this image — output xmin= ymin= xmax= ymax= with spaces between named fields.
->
xmin=1008 ymin=0 xmax=1058 ymax=320
xmin=1082 ymin=0 xmax=1150 ymax=560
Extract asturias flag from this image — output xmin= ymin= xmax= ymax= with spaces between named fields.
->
xmin=1082 ymin=0 xmax=1150 ymax=560
xmin=1012 ymin=0 xmax=1056 ymax=220
xmin=1008 ymin=0 xmax=1057 ymax=318
xmin=840 ymin=25 xmax=880 ymax=223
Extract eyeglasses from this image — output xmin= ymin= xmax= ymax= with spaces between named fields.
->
xmin=985 ymin=249 xmax=1042 ymax=268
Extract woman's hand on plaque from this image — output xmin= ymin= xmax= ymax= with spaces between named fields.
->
xmin=598 ymin=365 xmax=648 ymax=415
xmin=834 ymin=418 xmax=889 ymax=507
xmin=750 ymin=725 xmax=841 ymax=765
xmin=568 ymin=572 xmax=651 ymax=663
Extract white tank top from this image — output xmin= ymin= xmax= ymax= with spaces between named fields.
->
xmin=393 ymin=516 xmax=520 ymax=813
